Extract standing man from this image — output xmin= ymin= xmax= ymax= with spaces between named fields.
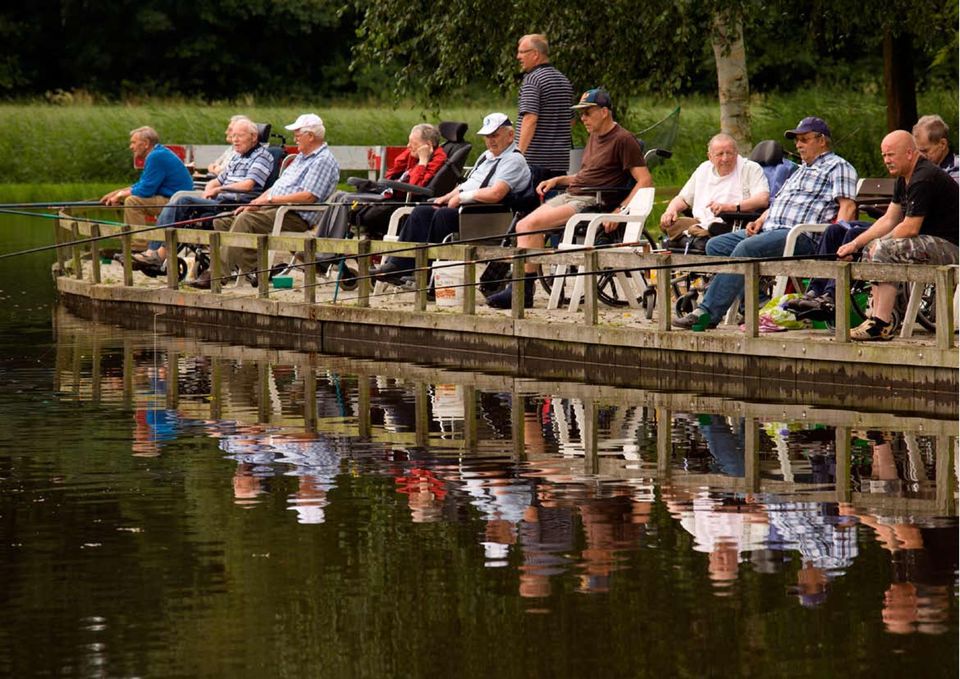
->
xmin=189 ymin=113 xmax=339 ymax=289
xmin=912 ymin=114 xmax=959 ymax=182
xmin=836 ymin=130 xmax=958 ymax=340
xmin=100 ymin=126 xmax=194 ymax=231
xmin=516 ymin=34 xmax=574 ymax=182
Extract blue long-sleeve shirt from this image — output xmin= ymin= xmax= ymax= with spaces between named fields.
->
xmin=131 ymin=145 xmax=194 ymax=198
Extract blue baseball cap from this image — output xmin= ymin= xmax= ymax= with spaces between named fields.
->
xmin=571 ymin=88 xmax=613 ymax=110
xmin=785 ymin=116 xmax=831 ymax=139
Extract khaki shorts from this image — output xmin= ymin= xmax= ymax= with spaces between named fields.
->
xmin=545 ymin=192 xmax=600 ymax=212
xmin=864 ymin=235 xmax=959 ymax=265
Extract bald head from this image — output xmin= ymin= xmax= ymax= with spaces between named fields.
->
xmin=880 ymin=130 xmax=919 ymax=178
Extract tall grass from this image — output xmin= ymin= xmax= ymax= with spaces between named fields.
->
xmin=1 ymin=89 xmax=955 ymax=188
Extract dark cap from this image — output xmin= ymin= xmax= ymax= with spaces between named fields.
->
xmin=571 ymin=88 xmax=612 ymax=110
xmin=785 ymin=116 xmax=831 ymax=139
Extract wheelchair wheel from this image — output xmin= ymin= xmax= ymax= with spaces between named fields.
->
xmin=916 ymin=283 xmax=937 ymax=332
xmin=176 ymin=257 xmax=188 ymax=281
xmin=337 ymin=261 xmax=359 ymax=291
xmin=675 ymin=289 xmax=699 ymax=316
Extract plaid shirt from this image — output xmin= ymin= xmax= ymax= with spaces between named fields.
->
xmin=217 ymin=144 xmax=274 ymax=193
xmin=764 ymin=151 xmax=857 ymax=231
xmin=268 ymin=143 xmax=340 ymax=226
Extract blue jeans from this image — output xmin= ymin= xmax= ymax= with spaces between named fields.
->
xmin=149 ymin=195 xmax=221 ymax=251
xmin=699 ymin=228 xmax=818 ymax=322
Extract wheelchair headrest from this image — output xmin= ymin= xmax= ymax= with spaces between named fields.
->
xmin=257 ymin=123 xmax=272 ymax=144
xmin=749 ymin=139 xmax=783 ymax=166
xmin=439 ymin=121 xmax=468 ymax=143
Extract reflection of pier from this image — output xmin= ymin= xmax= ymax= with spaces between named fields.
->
xmin=54 ymin=310 xmax=957 ymax=517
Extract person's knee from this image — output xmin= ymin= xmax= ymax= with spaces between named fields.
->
xmin=706 ymin=233 xmax=739 ymax=256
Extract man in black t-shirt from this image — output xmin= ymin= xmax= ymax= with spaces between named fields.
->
xmin=836 ymin=130 xmax=959 ymax=340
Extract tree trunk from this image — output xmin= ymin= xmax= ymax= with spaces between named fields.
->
xmin=883 ymin=28 xmax=917 ymax=132
xmin=712 ymin=11 xmax=751 ymax=152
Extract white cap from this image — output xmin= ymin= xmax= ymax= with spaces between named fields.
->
xmin=477 ymin=112 xmax=511 ymax=135
xmin=285 ymin=113 xmax=323 ymax=131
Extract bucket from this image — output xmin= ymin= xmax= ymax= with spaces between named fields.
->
xmin=432 ymin=260 xmax=464 ymax=307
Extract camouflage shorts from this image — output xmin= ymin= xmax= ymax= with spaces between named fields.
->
xmin=864 ymin=235 xmax=959 ymax=265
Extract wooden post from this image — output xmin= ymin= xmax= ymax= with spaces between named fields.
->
xmin=656 ymin=407 xmax=672 ymax=476
xmin=935 ymin=266 xmax=955 ymax=349
xmin=742 ymin=262 xmax=759 ymax=338
xmin=834 ymin=261 xmax=851 ymax=342
xmin=91 ymin=342 xmax=102 ymax=402
xmin=209 ymin=232 xmax=223 ymax=294
xmin=415 ymin=382 xmax=429 ymax=447
xmin=834 ymin=426 xmax=852 ymax=503
xmin=356 ymin=239 xmax=371 ymax=308
xmin=303 ymin=238 xmax=317 ymax=305
xmin=935 ymin=434 xmax=955 ymax=515
xmin=210 ymin=358 xmax=222 ymax=420
xmin=122 ymin=226 xmax=133 ymax=287
xmin=511 ymin=392 xmax=526 ymax=461
xmin=122 ymin=338 xmax=134 ymax=408
xmin=71 ymin=222 xmax=83 ymax=280
xmin=357 ymin=374 xmax=371 ymax=439
xmin=90 ymin=224 xmax=101 ymax=284
xmin=54 ymin=218 xmax=65 ymax=276
xmin=462 ymin=385 xmax=477 ymax=450
xmin=583 ymin=252 xmax=598 ymax=326
xmin=258 ymin=362 xmax=271 ymax=423
xmin=462 ymin=246 xmax=476 ymax=316
xmin=303 ymin=369 xmax=317 ymax=433
xmin=166 ymin=350 xmax=179 ymax=410
xmin=743 ymin=416 xmax=760 ymax=492
xmin=511 ymin=253 xmax=526 ymax=320
xmin=256 ymin=235 xmax=269 ymax=299
xmin=165 ymin=228 xmax=179 ymax=290
xmin=583 ymin=397 xmax=599 ymax=475
xmin=657 ymin=256 xmax=672 ymax=331
xmin=414 ymin=248 xmax=429 ymax=312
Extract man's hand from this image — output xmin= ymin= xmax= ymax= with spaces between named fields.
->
xmin=414 ymin=143 xmax=432 ymax=164
xmin=536 ymin=178 xmax=558 ymax=197
xmin=745 ymin=219 xmax=763 ymax=236
xmin=659 ymin=209 xmax=677 ymax=229
xmin=446 ymin=192 xmax=461 ymax=209
xmin=101 ymin=189 xmax=125 ymax=206
xmin=707 ymin=200 xmax=735 ymax=215
xmin=202 ymin=185 xmax=221 ymax=200
xmin=836 ymin=241 xmax=860 ymax=260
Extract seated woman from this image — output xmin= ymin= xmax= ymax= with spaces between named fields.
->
xmin=659 ymin=132 xmax=770 ymax=241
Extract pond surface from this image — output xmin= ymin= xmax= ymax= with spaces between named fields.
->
xmin=0 ymin=196 xmax=957 ymax=677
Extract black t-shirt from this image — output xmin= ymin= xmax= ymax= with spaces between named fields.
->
xmin=893 ymin=156 xmax=959 ymax=245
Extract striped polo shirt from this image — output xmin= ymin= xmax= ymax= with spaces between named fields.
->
xmin=516 ymin=64 xmax=574 ymax=172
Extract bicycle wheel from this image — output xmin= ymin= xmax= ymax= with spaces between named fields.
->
xmin=916 ymin=283 xmax=937 ymax=332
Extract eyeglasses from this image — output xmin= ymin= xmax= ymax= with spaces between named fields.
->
xmin=577 ymin=107 xmax=599 ymax=118
xmin=794 ymin=133 xmax=823 ymax=144
xmin=517 ymin=48 xmax=535 ymax=55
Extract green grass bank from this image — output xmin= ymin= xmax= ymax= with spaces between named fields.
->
xmin=2 ymin=89 xmax=955 ymax=187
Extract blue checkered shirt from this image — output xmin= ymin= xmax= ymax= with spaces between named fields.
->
xmin=268 ymin=143 xmax=340 ymax=226
xmin=217 ymin=145 xmax=275 ymax=195
xmin=764 ymin=151 xmax=857 ymax=231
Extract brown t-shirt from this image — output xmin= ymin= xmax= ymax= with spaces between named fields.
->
xmin=568 ymin=123 xmax=646 ymax=194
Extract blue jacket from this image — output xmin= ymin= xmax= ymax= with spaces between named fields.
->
xmin=132 ymin=145 xmax=194 ymax=198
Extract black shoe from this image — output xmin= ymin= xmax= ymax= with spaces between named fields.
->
xmin=371 ymin=260 xmax=413 ymax=285
xmin=785 ymin=293 xmax=832 ymax=314
xmin=188 ymin=271 xmax=212 ymax=289
xmin=673 ymin=309 xmax=718 ymax=330
xmin=485 ymin=274 xmax=536 ymax=309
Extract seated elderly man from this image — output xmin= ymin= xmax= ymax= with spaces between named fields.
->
xmin=673 ymin=116 xmax=858 ymax=330
xmin=913 ymin=114 xmax=959 ymax=182
xmin=660 ymin=132 xmax=769 ymax=240
xmin=834 ymin=130 xmax=958 ymax=340
xmin=197 ymin=114 xmax=253 ymax=177
xmin=133 ymin=117 xmax=275 ymax=270
xmin=100 ymin=126 xmax=194 ymax=232
xmin=370 ymin=112 xmax=530 ymax=284
xmin=486 ymin=88 xmax=653 ymax=309
xmin=189 ymin=113 xmax=339 ymax=289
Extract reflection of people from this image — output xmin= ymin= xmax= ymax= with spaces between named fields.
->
xmin=395 ymin=467 xmax=446 ymax=523
xmin=271 ymin=433 xmax=342 ymax=524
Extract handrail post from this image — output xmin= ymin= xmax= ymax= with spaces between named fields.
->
xmin=583 ymin=252 xmax=598 ymax=326
xmin=834 ymin=261 xmax=851 ymax=342
xmin=54 ymin=215 xmax=66 ymax=276
xmin=835 ymin=426 xmax=852 ymax=502
xmin=90 ymin=224 xmax=101 ymax=284
xmin=935 ymin=265 xmax=956 ymax=349
xmin=71 ymin=222 xmax=82 ymax=280
xmin=462 ymin=246 xmax=476 ymax=316
xmin=744 ymin=416 xmax=760 ymax=492
xmin=356 ymin=239 xmax=371 ymax=308
xmin=165 ymin=228 xmax=179 ymax=290
xmin=657 ymin=254 xmax=672 ymax=331
xmin=303 ymin=238 xmax=317 ymax=304
xmin=121 ymin=226 xmax=133 ymax=287
xmin=511 ymin=252 xmax=526 ymax=320
xmin=209 ymin=232 xmax=223 ymax=294
xmin=256 ymin=234 xmax=269 ymax=299
xmin=742 ymin=261 xmax=759 ymax=338
xmin=414 ymin=247 xmax=429 ymax=312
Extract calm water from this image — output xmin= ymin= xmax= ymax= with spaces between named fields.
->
xmin=0 ymin=201 xmax=958 ymax=677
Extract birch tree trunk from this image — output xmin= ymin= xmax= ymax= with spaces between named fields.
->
xmin=712 ymin=11 xmax=752 ymax=152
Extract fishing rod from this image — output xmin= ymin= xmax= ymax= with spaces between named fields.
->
xmin=0 ymin=198 xmax=433 ymax=212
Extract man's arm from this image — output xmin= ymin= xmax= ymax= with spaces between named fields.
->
xmin=836 ymin=197 xmax=857 ymax=222
xmin=518 ymin=113 xmax=538 ymax=154
xmin=446 ymin=180 xmax=511 ymax=209
xmin=836 ymin=202 xmax=904 ymax=259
